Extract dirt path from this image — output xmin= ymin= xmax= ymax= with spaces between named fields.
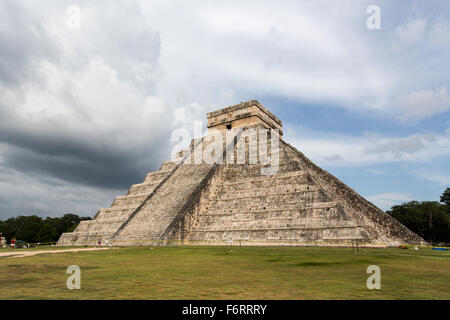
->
xmin=0 ymin=247 xmax=110 ymax=258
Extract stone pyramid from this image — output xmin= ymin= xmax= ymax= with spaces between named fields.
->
xmin=57 ymin=100 xmax=426 ymax=247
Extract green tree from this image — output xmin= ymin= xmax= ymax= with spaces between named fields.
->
xmin=440 ymin=187 xmax=450 ymax=206
xmin=0 ymin=213 xmax=92 ymax=243
xmin=15 ymin=215 xmax=43 ymax=243
xmin=0 ymin=217 xmax=18 ymax=241
xmin=37 ymin=221 xmax=59 ymax=243
xmin=60 ymin=213 xmax=81 ymax=233
xmin=387 ymin=201 xmax=450 ymax=243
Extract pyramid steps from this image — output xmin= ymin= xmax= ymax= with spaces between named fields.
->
xmin=57 ymin=166 xmax=174 ymax=246
xmin=110 ymin=194 xmax=148 ymax=207
xmin=195 ymin=213 xmax=356 ymax=229
xmin=178 ymin=145 xmax=372 ymax=244
xmin=142 ymin=170 xmax=173 ymax=184
xmin=187 ymin=226 xmax=369 ymax=243
xmin=213 ymin=189 xmax=328 ymax=202
xmin=205 ymin=198 xmax=330 ymax=214
xmin=223 ymin=162 xmax=302 ymax=178
xmin=197 ymin=203 xmax=341 ymax=218
xmin=128 ymin=182 xmax=163 ymax=195
xmin=190 ymin=205 xmax=354 ymax=232
xmin=111 ymin=164 xmax=216 ymax=245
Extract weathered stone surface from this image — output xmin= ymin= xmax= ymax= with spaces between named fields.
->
xmin=57 ymin=100 xmax=426 ymax=247
xmin=207 ymin=100 xmax=283 ymax=135
xmin=57 ymin=162 xmax=174 ymax=246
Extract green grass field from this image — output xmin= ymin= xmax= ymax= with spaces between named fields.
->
xmin=0 ymin=246 xmax=449 ymax=299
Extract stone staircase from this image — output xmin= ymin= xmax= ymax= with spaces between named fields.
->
xmin=111 ymin=163 xmax=215 ymax=245
xmin=57 ymin=161 xmax=176 ymax=246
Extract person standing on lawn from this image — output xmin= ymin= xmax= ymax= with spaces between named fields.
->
xmin=10 ymin=238 xmax=16 ymax=251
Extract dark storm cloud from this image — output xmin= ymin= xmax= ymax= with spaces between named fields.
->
xmin=0 ymin=114 xmax=170 ymax=189
xmin=0 ymin=0 xmax=178 ymax=218
xmin=1 ymin=137 xmax=163 ymax=189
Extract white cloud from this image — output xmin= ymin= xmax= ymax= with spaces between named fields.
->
xmin=286 ymin=128 xmax=450 ymax=167
xmin=415 ymin=173 xmax=450 ymax=186
xmin=366 ymin=192 xmax=414 ymax=210
xmin=138 ymin=0 xmax=450 ymax=121
xmin=396 ymin=87 xmax=450 ymax=121
xmin=140 ymin=0 xmax=390 ymax=109
xmin=392 ymin=18 xmax=427 ymax=50
xmin=0 ymin=1 xmax=186 ymax=169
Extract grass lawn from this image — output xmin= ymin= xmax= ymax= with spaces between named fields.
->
xmin=0 ymin=246 xmax=449 ymax=300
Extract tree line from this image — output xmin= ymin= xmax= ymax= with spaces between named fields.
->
xmin=0 ymin=214 xmax=91 ymax=244
xmin=386 ymin=187 xmax=450 ymax=244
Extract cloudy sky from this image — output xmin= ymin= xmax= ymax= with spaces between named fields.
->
xmin=0 ymin=0 xmax=449 ymax=219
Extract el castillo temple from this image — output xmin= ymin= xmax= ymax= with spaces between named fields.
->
xmin=58 ymin=100 xmax=426 ymax=247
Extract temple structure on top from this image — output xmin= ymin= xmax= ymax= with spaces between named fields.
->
xmin=57 ymin=100 xmax=426 ymax=247
xmin=207 ymin=100 xmax=283 ymax=135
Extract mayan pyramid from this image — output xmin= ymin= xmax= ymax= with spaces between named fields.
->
xmin=57 ymin=100 xmax=426 ymax=247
